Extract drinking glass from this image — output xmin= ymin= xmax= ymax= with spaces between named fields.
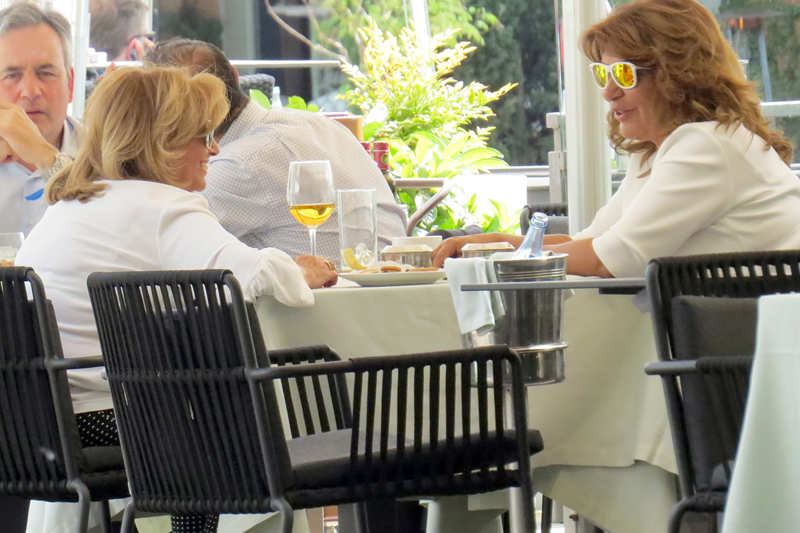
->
xmin=0 ymin=232 xmax=24 ymax=267
xmin=337 ymin=189 xmax=377 ymax=271
xmin=286 ymin=160 xmax=335 ymax=256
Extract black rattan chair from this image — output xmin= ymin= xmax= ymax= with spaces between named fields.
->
xmin=520 ymin=204 xmax=568 ymax=236
xmin=239 ymin=73 xmax=276 ymax=101
xmin=0 ymin=267 xmax=129 ymax=533
xmin=87 ymin=270 xmax=542 ymax=533
xmin=644 ymin=250 xmax=800 ymax=533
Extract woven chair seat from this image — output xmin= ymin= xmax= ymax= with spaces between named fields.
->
xmin=287 ymin=428 xmax=543 ymax=489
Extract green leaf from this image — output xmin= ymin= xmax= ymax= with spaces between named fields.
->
xmin=466 ymin=193 xmax=478 ymax=213
xmin=413 ymin=133 xmax=434 ymax=165
xmin=249 ymin=89 xmax=271 ymax=110
xmin=307 ymin=103 xmax=320 ymax=112
xmin=287 ymin=95 xmax=307 ymax=110
xmin=483 ymin=214 xmax=501 ymax=233
xmin=363 ymin=122 xmax=382 ymax=140
xmin=454 ymin=147 xmax=506 ymax=165
xmin=432 ymin=206 xmax=458 ymax=230
xmin=442 ymin=133 xmax=470 ymax=159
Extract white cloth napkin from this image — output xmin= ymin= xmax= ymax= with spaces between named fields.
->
xmin=444 ymin=257 xmax=504 ymax=335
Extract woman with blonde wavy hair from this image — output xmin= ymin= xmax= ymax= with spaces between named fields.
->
xmin=16 ymin=66 xmax=336 ymax=532
xmin=433 ymin=0 xmax=800 ymax=277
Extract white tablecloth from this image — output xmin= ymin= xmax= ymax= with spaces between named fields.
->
xmin=255 ymin=279 xmax=679 ymax=533
xmin=722 ymin=293 xmax=800 ymax=533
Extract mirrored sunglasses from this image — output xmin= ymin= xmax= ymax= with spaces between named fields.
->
xmin=589 ymin=61 xmax=649 ymax=90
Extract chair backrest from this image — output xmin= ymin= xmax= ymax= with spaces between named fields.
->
xmin=647 ymin=250 xmax=800 ymax=363
xmin=87 ymin=269 xmax=283 ymax=514
xmin=238 ymin=73 xmax=276 ymax=100
xmin=646 ymin=250 xmax=800 ymax=493
xmin=0 ymin=267 xmax=84 ymax=498
xmin=520 ymin=203 xmax=568 ymax=235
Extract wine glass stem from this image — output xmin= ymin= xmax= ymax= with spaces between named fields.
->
xmin=308 ymin=227 xmax=318 ymax=256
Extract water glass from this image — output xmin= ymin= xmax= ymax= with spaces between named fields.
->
xmin=0 ymin=232 xmax=24 ymax=266
xmin=337 ymin=189 xmax=377 ymax=271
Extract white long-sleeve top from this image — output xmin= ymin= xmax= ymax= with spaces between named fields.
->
xmin=16 ymin=179 xmax=313 ymax=413
xmin=575 ymin=121 xmax=800 ymax=277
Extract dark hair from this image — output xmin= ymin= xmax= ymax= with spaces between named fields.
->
xmin=146 ymin=38 xmax=247 ymax=137
xmin=582 ymin=0 xmax=793 ymax=164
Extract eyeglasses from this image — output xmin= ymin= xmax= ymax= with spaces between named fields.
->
xmin=589 ymin=61 xmax=650 ymax=90
xmin=203 ymin=132 xmax=215 ymax=149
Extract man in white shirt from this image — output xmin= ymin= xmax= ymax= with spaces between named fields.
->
xmin=0 ymin=3 xmax=78 ymax=235
xmin=146 ymin=39 xmax=407 ymax=263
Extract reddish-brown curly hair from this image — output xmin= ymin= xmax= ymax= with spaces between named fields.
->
xmin=581 ymin=0 xmax=793 ymax=165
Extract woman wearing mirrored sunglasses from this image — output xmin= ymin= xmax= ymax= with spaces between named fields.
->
xmin=433 ymin=0 xmax=800 ymax=277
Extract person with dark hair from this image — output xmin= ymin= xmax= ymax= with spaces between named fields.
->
xmin=433 ymin=0 xmax=800 ymax=276
xmin=0 ymin=2 xmax=80 ymax=235
xmin=146 ymin=38 xmax=406 ymax=264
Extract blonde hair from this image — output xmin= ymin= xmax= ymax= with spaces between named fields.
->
xmin=46 ymin=66 xmax=229 ymax=203
xmin=581 ymin=0 xmax=793 ymax=164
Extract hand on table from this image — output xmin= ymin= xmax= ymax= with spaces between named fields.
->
xmin=431 ymin=236 xmax=470 ymax=267
xmin=431 ymin=233 xmax=526 ymax=268
xmin=295 ymin=255 xmax=338 ymax=288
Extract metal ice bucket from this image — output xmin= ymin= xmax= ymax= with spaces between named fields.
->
xmin=464 ymin=252 xmax=568 ymax=386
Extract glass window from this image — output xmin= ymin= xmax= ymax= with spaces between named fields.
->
xmin=137 ymin=0 xmax=560 ymax=166
xmin=609 ymin=0 xmax=800 ymax=163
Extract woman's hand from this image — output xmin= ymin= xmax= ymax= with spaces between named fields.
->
xmin=294 ymin=255 xmax=338 ymax=288
xmin=431 ymin=233 xmax=525 ymax=267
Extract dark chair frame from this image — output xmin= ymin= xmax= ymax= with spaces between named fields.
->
xmin=87 ymin=269 xmax=541 ymax=533
xmin=644 ymin=250 xmax=800 ymax=533
xmin=0 ymin=267 xmax=128 ymax=533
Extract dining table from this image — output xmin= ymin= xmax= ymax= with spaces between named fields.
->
xmin=251 ymin=275 xmax=679 ymax=533
xmin=721 ymin=293 xmax=800 ymax=533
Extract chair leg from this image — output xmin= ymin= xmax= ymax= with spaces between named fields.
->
xmin=668 ymin=502 xmax=689 ymax=533
xmin=540 ymin=496 xmax=552 ymax=533
xmin=508 ymin=485 xmax=536 ymax=533
xmin=352 ymin=502 xmax=370 ymax=533
xmin=99 ymin=500 xmax=112 ymax=533
xmin=67 ymin=480 xmax=92 ymax=533
xmin=271 ymin=498 xmax=295 ymax=533
xmin=120 ymin=500 xmax=136 ymax=533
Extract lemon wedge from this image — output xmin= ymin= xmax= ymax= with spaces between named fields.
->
xmin=341 ymin=247 xmax=365 ymax=270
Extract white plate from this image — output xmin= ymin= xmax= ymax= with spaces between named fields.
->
xmin=340 ymin=269 xmax=446 ymax=287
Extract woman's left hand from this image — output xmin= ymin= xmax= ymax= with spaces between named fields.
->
xmin=294 ymin=255 xmax=338 ymax=288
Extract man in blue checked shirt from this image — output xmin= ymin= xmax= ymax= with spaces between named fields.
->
xmin=0 ymin=3 xmax=80 ymax=236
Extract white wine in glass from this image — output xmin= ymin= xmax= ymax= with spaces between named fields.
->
xmin=287 ymin=160 xmax=335 ymax=256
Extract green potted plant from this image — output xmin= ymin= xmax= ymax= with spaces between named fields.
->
xmin=339 ymin=21 xmax=520 ymax=234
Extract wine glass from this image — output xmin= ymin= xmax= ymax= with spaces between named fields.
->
xmin=286 ymin=160 xmax=335 ymax=256
xmin=0 ymin=232 xmax=24 ymax=267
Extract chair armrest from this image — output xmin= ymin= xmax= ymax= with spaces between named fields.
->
xmin=248 ymin=346 xmax=522 ymax=382
xmin=265 ymin=345 xmax=342 ymax=366
xmin=46 ymin=355 xmax=105 ymax=372
xmin=645 ymin=355 xmax=752 ymax=376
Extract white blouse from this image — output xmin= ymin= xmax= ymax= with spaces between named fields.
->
xmin=16 ymin=179 xmax=313 ymax=413
xmin=575 ymin=121 xmax=800 ymax=277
